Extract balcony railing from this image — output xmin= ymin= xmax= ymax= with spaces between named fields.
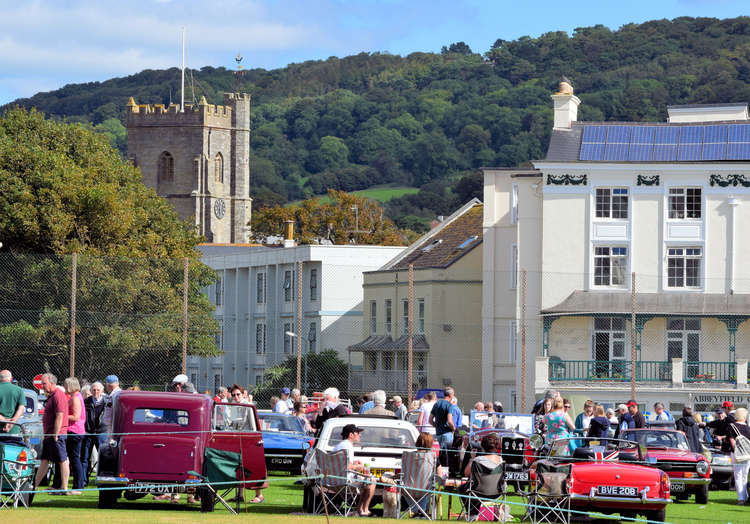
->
xmin=349 ymin=369 xmax=428 ymax=394
xmin=547 ymin=359 xmax=737 ymax=384
xmin=683 ymin=361 xmax=736 ymax=383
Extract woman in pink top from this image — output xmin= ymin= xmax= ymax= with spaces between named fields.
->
xmin=64 ymin=377 xmax=86 ymax=494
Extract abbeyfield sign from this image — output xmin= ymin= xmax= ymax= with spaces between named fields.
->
xmin=693 ymin=394 xmax=750 ymax=405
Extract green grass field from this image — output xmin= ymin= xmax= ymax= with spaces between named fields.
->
xmin=287 ymin=185 xmax=419 ymax=207
xmin=5 ymin=476 xmax=747 ymax=524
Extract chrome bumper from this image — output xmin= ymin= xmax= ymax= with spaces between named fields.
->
xmin=96 ymin=476 xmax=128 ymax=485
xmin=572 ymin=488 xmax=671 ymax=506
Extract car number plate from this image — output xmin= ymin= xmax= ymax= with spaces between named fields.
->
xmin=133 ymin=482 xmax=173 ymax=494
xmin=670 ymin=481 xmax=685 ymax=493
xmin=505 ymin=471 xmax=529 ymax=481
xmin=596 ymin=485 xmax=638 ymax=497
xmin=370 ymin=468 xmax=394 ymax=477
xmin=270 ymin=457 xmax=294 ymax=465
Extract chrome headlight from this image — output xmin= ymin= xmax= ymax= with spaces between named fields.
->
xmin=696 ymin=460 xmax=709 ymax=475
xmin=529 ymin=434 xmax=544 ymax=450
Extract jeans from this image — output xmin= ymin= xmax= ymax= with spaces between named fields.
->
xmin=81 ymin=434 xmax=105 ymax=484
xmin=436 ymin=432 xmax=453 ymax=467
xmin=733 ymin=456 xmax=750 ymax=502
xmin=66 ymin=433 xmax=84 ymax=490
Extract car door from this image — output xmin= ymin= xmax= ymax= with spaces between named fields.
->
xmin=207 ymin=403 xmax=267 ymax=486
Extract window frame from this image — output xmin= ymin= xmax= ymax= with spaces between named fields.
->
xmin=283 ymin=322 xmax=292 ymax=353
xmin=666 ymin=318 xmax=701 ymax=371
xmin=215 ymin=271 xmax=224 ymax=306
xmin=214 ymin=152 xmax=224 ymax=183
xmin=369 ymin=300 xmax=377 ymax=335
xmin=256 ymin=273 xmax=265 ymax=304
xmin=310 ymin=268 xmax=318 ymax=301
xmin=401 ymin=299 xmax=409 ymax=336
xmin=417 ymin=298 xmax=425 ymax=334
xmin=666 ymin=247 xmax=702 ymax=289
xmin=668 ymin=187 xmax=702 ymax=220
xmin=157 ymin=151 xmax=174 ymax=183
xmin=510 ymin=243 xmax=518 ymax=289
xmin=256 ymin=322 xmax=266 ymax=354
xmin=595 ymin=187 xmax=629 ymax=220
xmin=283 ymin=270 xmax=293 ymax=302
xmin=308 ymin=322 xmax=317 ymax=354
xmin=593 ymin=246 xmax=629 ymax=288
xmin=509 ymin=320 xmax=517 ymax=363
xmin=511 ymin=183 xmax=519 ymax=224
xmin=385 ymin=299 xmax=392 ymax=335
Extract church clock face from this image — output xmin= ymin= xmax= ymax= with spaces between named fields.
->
xmin=214 ymin=198 xmax=226 ymax=219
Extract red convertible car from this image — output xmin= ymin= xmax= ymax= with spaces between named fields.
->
xmin=621 ymin=428 xmax=710 ymax=503
xmin=530 ymin=437 xmax=671 ymax=522
xmin=96 ymin=391 xmax=267 ymax=512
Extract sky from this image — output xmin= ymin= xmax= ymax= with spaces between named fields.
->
xmin=1 ymin=0 xmax=748 ymax=105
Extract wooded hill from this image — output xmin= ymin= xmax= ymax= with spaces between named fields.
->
xmin=7 ymin=16 xmax=750 ymax=231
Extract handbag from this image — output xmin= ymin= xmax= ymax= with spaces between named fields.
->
xmin=731 ymin=424 xmax=750 ymax=463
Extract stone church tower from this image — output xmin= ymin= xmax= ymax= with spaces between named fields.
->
xmin=126 ymin=93 xmax=252 ymax=243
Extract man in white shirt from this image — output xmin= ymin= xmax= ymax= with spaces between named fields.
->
xmin=332 ymin=424 xmax=375 ymax=517
xmin=274 ymin=388 xmax=291 ymax=413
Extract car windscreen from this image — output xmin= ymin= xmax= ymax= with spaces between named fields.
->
xmin=133 ymin=408 xmax=189 ymax=426
xmin=622 ymin=430 xmax=689 ymax=450
xmin=213 ymin=404 xmax=257 ymax=432
xmin=260 ymin=414 xmax=303 ymax=433
xmin=329 ymin=426 xmax=416 ymax=450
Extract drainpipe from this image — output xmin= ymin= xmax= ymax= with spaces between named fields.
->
xmin=728 ymin=196 xmax=740 ymax=294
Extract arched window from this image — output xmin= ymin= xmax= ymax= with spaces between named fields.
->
xmin=214 ymin=153 xmax=224 ymax=183
xmin=158 ymin=151 xmax=174 ymax=183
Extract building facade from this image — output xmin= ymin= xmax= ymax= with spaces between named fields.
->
xmin=483 ymin=84 xmax=750 ymax=413
xmin=189 ymin=243 xmax=404 ymax=393
xmin=349 ymin=200 xmax=483 ymax=405
xmin=126 ymin=93 xmax=252 ymax=243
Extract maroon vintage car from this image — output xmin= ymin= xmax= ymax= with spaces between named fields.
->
xmin=530 ymin=437 xmax=671 ymax=522
xmin=96 ymin=391 xmax=266 ymax=511
xmin=621 ymin=428 xmax=711 ymax=503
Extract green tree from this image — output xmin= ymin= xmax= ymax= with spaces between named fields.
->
xmin=0 ymin=107 xmax=219 ymax=384
xmin=251 ymin=350 xmax=348 ymax=403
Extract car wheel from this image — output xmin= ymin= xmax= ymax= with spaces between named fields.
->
xmin=200 ymin=487 xmax=215 ymax=513
xmin=645 ymin=509 xmax=666 ymax=522
xmin=695 ymin=484 xmax=709 ymax=504
xmin=98 ymin=489 xmax=119 ymax=509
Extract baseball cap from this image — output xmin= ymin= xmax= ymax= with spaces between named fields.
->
xmin=390 ymin=395 xmax=402 ymax=403
xmin=281 ymin=387 xmax=291 ymax=395
xmin=341 ymin=423 xmax=364 ymax=439
xmin=617 ymin=403 xmax=628 ymax=411
xmin=723 ymin=401 xmax=734 ymax=408
xmin=626 ymin=400 xmax=638 ymax=408
xmin=105 ymin=375 xmax=119 ymax=384
xmin=172 ymin=374 xmax=188 ymax=384
xmin=715 ymin=407 xmax=724 ymax=414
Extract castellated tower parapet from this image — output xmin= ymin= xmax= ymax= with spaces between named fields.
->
xmin=126 ymin=93 xmax=252 ymax=243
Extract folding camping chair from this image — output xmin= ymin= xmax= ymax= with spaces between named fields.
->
xmin=0 ymin=439 xmax=38 ymax=509
xmin=459 ymin=457 xmax=507 ymax=522
xmin=312 ymin=449 xmax=360 ymax=517
xmin=526 ymin=462 xmax=571 ymax=524
xmin=196 ymin=446 xmax=254 ymax=514
xmin=396 ymin=449 xmax=436 ymax=519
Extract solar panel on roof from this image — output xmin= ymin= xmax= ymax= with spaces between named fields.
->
xmin=653 ymin=144 xmax=678 ymax=161
xmin=628 ymin=144 xmax=653 ymax=161
xmin=678 ymin=144 xmax=702 ymax=161
xmin=653 ymin=127 xmax=679 ymax=145
xmin=728 ymin=124 xmax=750 ymax=143
xmin=606 ymin=126 xmax=631 ymax=143
xmin=581 ymin=125 xmax=607 ymax=144
xmin=604 ymin=143 xmax=629 ymax=161
xmin=702 ymin=143 xmax=727 ymax=160
xmin=630 ymin=126 xmax=656 ymax=143
xmin=703 ymin=125 xmax=727 ymax=143
xmin=580 ymin=143 xmax=605 ymax=161
xmin=679 ymin=126 xmax=703 ymax=144
xmin=727 ymin=143 xmax=750 ymax=160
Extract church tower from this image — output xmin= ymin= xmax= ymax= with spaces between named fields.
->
xmin=125 ymin=93 xmax=252 ymax=243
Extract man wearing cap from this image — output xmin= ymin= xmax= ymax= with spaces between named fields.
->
xmin=171 ymin=374 xmax=188 ymax=392
xmin=101 ymin=375 xmax=121 ymax=437
xmin=627 ymin=400 xmax=645 ymax=429
xmin=274 ymin=388 xmax=291 ymax=413
xmin=391 ymin=395 xmax=407 ymax=420
xmin=706 ymin=401 xmax=736 ymax=454
xmin=614 ymin=403 xmax=634 ymax=439
xmin=332 ymin=424 xmax=375 ymax=517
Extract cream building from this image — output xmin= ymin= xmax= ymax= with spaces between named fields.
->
xmin=348 ymin=199 xmax=483 ymax=405
xmin=484 ymin=83 xmax=750 ymax=413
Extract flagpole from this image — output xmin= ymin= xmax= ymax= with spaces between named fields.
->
xmin=181 ymin=27 xmax=185 ymax=112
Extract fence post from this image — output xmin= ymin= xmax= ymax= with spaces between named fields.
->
xmin=630 ymin=272 xmax=636 ymax=400
xmin=297 ymin=260 xmax=302 ymax=391
xmin=521 ymin=269 xmax=526 ymax=412
xmin=70 ymin=252 xmax=77 ymax=378
xmin=182 ymin=257 xmax=189 ymax=374
xmin=408 ymin=264 xmax=414 ymax=405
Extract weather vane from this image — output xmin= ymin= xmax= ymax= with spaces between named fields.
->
xmin=234 ymin=52 xmax=244 ymax=91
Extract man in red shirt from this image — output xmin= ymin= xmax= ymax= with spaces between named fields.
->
xmin=34 ymin=373 xmax=70 ymax=494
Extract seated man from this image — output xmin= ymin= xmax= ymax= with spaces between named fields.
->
xmin=332 ymin=424 xmax=376 ymax=517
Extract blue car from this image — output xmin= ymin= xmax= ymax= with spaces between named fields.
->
xmin=258 ymin=412 xmax=313 ymax=473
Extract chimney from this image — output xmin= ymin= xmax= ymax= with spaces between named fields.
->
xmin=551 ymin=77 xmax=580 ymax=130
xmin=283 ymin=220 xmax=295 ymax=248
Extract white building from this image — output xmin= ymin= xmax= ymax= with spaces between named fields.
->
xmin=483 ymin=82 xmax=750 ymax=413
xmin=189 ymin=243 xmax=404 ymax=392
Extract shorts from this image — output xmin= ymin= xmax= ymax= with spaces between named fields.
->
xmin=41 ymin=435 xmax=68 ymax=463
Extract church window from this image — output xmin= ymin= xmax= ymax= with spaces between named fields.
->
xmin=157 ymin=151 xmax=174 ymax=183
xmin=215 ymin=153 xmax=224 ymax=183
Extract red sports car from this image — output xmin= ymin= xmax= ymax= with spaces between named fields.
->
xmin=621 ymin=428 xmax=711 ymax=503
xmin=529 ymin=437 xmax=671 ymax=522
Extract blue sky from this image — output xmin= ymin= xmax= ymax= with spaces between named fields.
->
xmin=1 ymin=0 xmax=748 ymax=105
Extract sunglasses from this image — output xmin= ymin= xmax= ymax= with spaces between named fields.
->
xmin=231 ymin=392 xmax=242 ymax=396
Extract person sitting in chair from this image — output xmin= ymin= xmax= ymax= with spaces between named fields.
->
xmin=332 ymin=424 xmax=376 ymax=517
xmin=460 ymin=433 xmax=504 ymax=517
